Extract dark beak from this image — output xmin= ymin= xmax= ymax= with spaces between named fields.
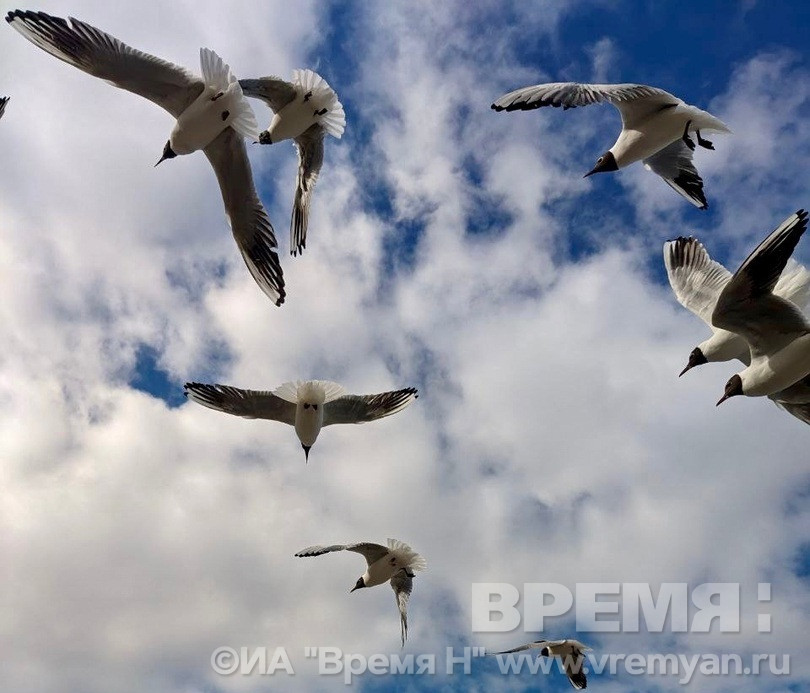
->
xmin=679 ymin=362 xmax=694 ymax=377
xmin=155 ymin=141 xmax=177 ymax=167
xmin=302 ymin=444 xmax=311 ymax=462
xmin=584 ymin=151 xmax=617 ymax=178
xmin=350 ymin=585 xmax=360 ymax=593
xmin=716 ymin=393 xmax=731 ymax=406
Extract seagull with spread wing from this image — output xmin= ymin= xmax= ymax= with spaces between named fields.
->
xmin=664 ymin=231 xmax=810 ymax=424
xmin=492 ymin=82 xmax=731 ymax=209
xmin=489 ymin=639 xmax=591 ymax=689
xmin=713 ymin=209 xmax=810 ymax=407
xmin=295 ymin=538 xmax=426 ymax=647
xmin=184 ymin=379 xmax=417 ymax=461
xmin=6 ymin=10 xmax=285 ymax=305
xmin=240 ymin=70 xmax=345 ymax=256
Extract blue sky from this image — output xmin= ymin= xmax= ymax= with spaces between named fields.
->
xmin=2 ymin=1 xmax=810 ymax=692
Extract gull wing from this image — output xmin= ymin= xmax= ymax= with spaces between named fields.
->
xmin=773 ymin=400 xmax=810 ymax=426
xmin=489 ymin=640 xmax=551 ymax=655
xmin=184 ymin=382 xmax=296 ymax=423
xmin=203 ymin=127 xmax=286 ymax=305
xmin=492 ymin=82 xmax=679 ymax=129
xmin=713 ymin=210 xmax=810 ymax=357
xmin=290 ymin=124 xmax=326 ymax=256
xmin=644 ymin=139 xmax=707 ymax=209
xmin=6 ymin=10 xmax=203 ymax=118
xmin=323 ymin=388 xmax=418 ymax=426
xmin=562 ymin=651 xmax=588 ymax=690
xmin=664 ymin=236 xmax=732 ymax=324
xmin=295 ymin=542 xmax=390 ymax=566
xmin=239 ymin=77 xmax=297 ymax=113
xmin=390 ymin=569 xmax=414 ymax=647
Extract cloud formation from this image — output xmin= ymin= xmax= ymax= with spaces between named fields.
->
xmin=1 ymin=1 xmax=809 ymax=692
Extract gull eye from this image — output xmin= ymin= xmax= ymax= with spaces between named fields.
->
xmin=597 ymin=156 xmax=604 ymax=164
xmin=303 ymin=403 xmax=310 ymax=409
xmin=313 ymin=404 xmax=318 ymax=411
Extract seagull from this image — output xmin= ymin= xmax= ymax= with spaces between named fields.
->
xmin=0 ymin=96 xmax=9 ymax=119
xmin=6 ymin=10 xmax=285 ymax=306
xmin=295 ymin=538 xmax=426 ymax=647
xmin=664 ymin=236 xmax=810 ymax=374
xmin=489 ymin=639 xmax=591 ymax=689
xmin=240 ymin=70 xmax=345 ymax=256
xmin=711 ymin=209 xmax=810 ymax=405
xmin=492 ymin=82 xmax=731 ymax=209
xmin=183 ymin=379 xmax=417 ymax=461
xmin=665 ymin=229 xmax=810 ymax=424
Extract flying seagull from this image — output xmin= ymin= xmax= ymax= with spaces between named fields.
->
xmin=712 ymin=209 xmax=810 ymax=406
xmin=295 ymin=538 xmax=426 ymax=647
xmin=492 ymin=82 xmax=731 ymax=209
xmin=665 ymin=236 xmax=810 ymax=375
xmin=0 ymin=96 xmax=9 ymax=119
xmin=664 ymin=230 xmax=810 ymax=424
xmin=240 ymin=70 xmax=345 ymax=256
xmin=184 ymin=379 xmax=417 ymax=461
xmin=6 ymin=10 xmax=285 ymax=306
xmin=489 ymin=639 xmax=591 ymax=689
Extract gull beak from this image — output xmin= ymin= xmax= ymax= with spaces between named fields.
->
xmin=155 ymin=141 xmax=177 ymax=167
xmin=716 ymin=393 xmax=730 ymax=406
xmin=302 ymin=444 xmax=311 ymax=462
xmin=679 ymin=363 xmax=693 ymax=377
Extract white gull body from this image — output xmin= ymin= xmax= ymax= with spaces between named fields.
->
xmin=240 ymin=70 xmax=345 ymax=256
xmin=295 ymin=538 xmax=426 ymax=646
xmin=6 ymin=10 xmax=285 ymax=305
xmin=492 ymin=82 xmax=731 ymax=209
xmin=713 ymin=210 xmax=810 ymax=404
xmin=184 ymin=379 xmax=417 ymax=461
xmin=489 ymin=639 xmax=590 ymax=689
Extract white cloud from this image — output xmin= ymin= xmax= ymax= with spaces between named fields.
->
xmin=1 ymin=1 xmax=809 ymax=692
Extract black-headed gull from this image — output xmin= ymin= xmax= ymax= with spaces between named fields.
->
xmin=664 ymin=236 xmax=810 ymax=375
xmin=240 ymin=70 xmax=345 ymax=256
xmin=489 ymin=639 xmax=590 ymax=689
xmin=6 ymin=10 xmax=285 ymax=306
xmin=492 ymin=82 xmax=731 ymax=209
xmin=295 ymin=538 xmax=426 ymax=647
xmin=712 ymin=209 xmax=810 ymax=405
xmin=0 ymin=96 xmax=9 ymax=119
xmin=184 ymin=379 xmax=417 ymax=461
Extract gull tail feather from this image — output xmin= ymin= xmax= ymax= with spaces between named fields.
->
xmin=388 ymin=538 xmax=427 ymax=571
xmin=293 ymin=68 xmax=345 ymax=139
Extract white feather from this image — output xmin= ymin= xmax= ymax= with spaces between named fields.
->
xmin=292 ymin=68 xmax=346 ymax=139
xmin=388 ymin=538 xmax=427 ymax=571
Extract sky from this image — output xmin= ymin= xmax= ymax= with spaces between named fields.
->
xmin=1 ymin=1 xmax=810 ymax=692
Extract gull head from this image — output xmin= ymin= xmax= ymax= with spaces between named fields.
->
xmin=716 ymin=374 xmax=743 ymax=406
xmin=155 ymin=140 xmax=178 ymax=167
xmin=258 ymin=130 xmax=273 ymax=145
xmin=680 ymin=347 xmax=708 ymax=377
xmin=350 ymin=577 xmax=366 ymax=593
xmin=584 ymin=151 xmax=618 ymax=178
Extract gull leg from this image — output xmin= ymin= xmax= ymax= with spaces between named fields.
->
xmin=696 ymin=129 xmax=715 ymax=150
xmin=682 ymin=120 xmax=695 ymax=151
